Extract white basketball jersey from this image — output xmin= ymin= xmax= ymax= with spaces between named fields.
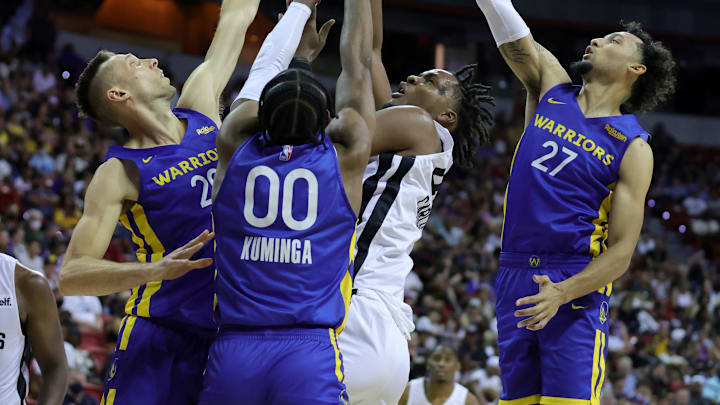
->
xmin=407 ymin=377 xmax=469 ymax=405
xmin=354 ymin=122 xmax=453 ymax=300
xmin=0 ymin=254 xmax=29 ymax=405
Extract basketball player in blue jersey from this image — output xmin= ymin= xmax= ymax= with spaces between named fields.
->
xmin=199 ymin=0 xmax=374 ymax=403
xmin=474 ymin=0 xmax=677 ymax=403
xmin=57 ymin=1 xmax=260 ymax=404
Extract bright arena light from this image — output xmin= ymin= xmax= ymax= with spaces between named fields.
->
xmin=647 ymin=199 xmax=655 ymax=208
xmin=62 ymin=71 xmax=70 ymax=79
xmin=662 ymin=211 xmax=671 ymax=220
xmin=679 ymin=225 xmax=687 ymax=233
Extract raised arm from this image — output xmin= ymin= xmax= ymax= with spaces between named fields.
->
xmin=369 ymin=0 xmax=392 ymax=109
xmin=326 ymin=0 xmax=375 ymax=214
xmin=230 ymin=0 xmax=315 ymax=111
xmin=176 ymin=0 xmax=261 ymax=125
xmin=213 ymin=100 xmax=259 ymax=201
xmin=474 ymin=0 xmax=570 ymax=99
xmin=59 ymin=160 xmax=213 ymax=296
xmin=16 ymin=264 xmax=68 ymax=405
xmin=515 ymin=138 xmax=654 ymax=330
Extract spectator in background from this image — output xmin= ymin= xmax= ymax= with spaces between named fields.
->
xmin=17 ymin=238 xmax=43 ymax=270
xmin=703 ymin=367 xmax=720 ymax=404
xmin=618 ymin=356 xmax=638 ymax=397
xmin=63 ymin=382 xmax=100 ymax=405
xmin=61 ymin=294 xmax=103 ymax=332
xmin=33 ymin=62 xmax=56 ymax=94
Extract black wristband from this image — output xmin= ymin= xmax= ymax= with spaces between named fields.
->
xmin=290 ymin=57 xmax=312 ymax=72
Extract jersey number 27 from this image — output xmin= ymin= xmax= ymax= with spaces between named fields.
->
xmin=531 ymin=141 xmax=578 ymax=177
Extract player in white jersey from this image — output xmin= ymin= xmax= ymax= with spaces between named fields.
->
xmin=1 ymin=253 xmax=67 ymax=405
xmin=399 ymin=346 xmax=481 ymax=405
xmin=338 ymin=1 xmax=494 ymax=404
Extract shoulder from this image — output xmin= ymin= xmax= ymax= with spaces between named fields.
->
xmin=378 ymin=105 xmax=435 ymax=128
xmin=86 ymin=158 xmax=138 ymax=203
xmin=376 ymin=106 xmax=439 ymax=154
xmin=464 ymin=391 xmax=482 ymax=405
xmin=622 ymin=137 xmax=654 ymax=167
xmin=15 ymin=262 xmax=51 ymax=298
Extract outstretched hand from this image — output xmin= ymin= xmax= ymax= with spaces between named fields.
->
xmin=151 ymin=230 xmax=215 ymax=281
xmin=514 ymin=274 xmax=567 ymax=331
xmin=282 ymin=0 xmax=335 ymax=62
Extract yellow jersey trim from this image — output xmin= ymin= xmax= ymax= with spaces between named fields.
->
xmin=500 ymin=129 xmax=528 ymax=248
xmin=499 ymin=394 xmax=541 ymax=405
xmin=120 ymin=203 xmax=166 ymax=317
xmin=337 ymin=270 xmax=353 ymax=334
xmin=118 ymin=315 xmax=138 ymax=351
xmin=589 ymin=183 xmax=616 ymax=257
xmin=539 ymin=396 xmax=594 ymax=405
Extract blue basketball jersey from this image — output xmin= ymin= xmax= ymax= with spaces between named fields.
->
xmin=212 ymin=134 xmax=356 ymax=331
xmin=104 ymin=108 xmax=218 ymax=333
xmin=501 ymin=83 xmax=650 ymax=257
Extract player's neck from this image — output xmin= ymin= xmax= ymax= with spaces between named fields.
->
xmin=122 ymin=101 xmax=184 ymax=147
xmin=577 ymin=80 xmax=629 ymax=118
xmin=425 ymin=378 xmax=454 ymax=401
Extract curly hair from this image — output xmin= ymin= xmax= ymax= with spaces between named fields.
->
xmin=75 ymin=50 xmax=115 ymax=124
xmin=451 ymin=64 xmax=495 ymax=168
xmin=621 ymin=21 xmax=677 ymax=113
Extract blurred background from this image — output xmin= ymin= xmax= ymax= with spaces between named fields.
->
xmin=1 ymin=0 xmax=719 ymax=404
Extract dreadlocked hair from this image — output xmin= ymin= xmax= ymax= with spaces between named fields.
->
xmin=451 ymin=64 xmax=495 ymax=168
xmin=258 ymin=69 xmax=333 ymax=148
xmin=621 ymin=21 xmax=677 ymax=113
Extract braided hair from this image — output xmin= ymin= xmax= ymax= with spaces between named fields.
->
xmin=258 ymin=69 xmax=334 ymax=147
xmin=451 ymin=64 xmax=495 ymax=168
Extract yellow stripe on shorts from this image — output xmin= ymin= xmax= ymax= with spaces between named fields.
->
xmin=119 ymin=315 xmax=138 ymax=351
xmin=329 ymin=328 xmax=344 ymax=383
xmin=101 ymin=389 xmax=116 ymax=405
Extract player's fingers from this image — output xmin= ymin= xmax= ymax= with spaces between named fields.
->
xmin=516 ymin=295 xmax=538 ymax=307
xmin=187 ymin=257 xmax=213 ymax=269
xmin=182 ymin=229 xmax=210 ymax=248
xmin=517 ymin=314 xmax=540 ymax=328
xmin=527 ymin=316 xmax=550 ymax=331
xmin=177 ymin=242 xmax=205 ymax=259
xmin=514 ymin=307 xmax=537 ymax=318
xmin=319 ymin=19 xmax=336 ymax=42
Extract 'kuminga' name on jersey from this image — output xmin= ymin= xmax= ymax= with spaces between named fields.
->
xmin=213 ymin=134 xmax=357 ymax=329
xmin=239 ymin=236 xmax=312 ymax=264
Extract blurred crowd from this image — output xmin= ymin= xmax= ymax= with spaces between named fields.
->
xmin=3 ymin=1 xmax=720 ymax=405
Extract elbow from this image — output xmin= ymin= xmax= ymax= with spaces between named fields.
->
xmin=57 ymin=264 xmax=76 ymax=296
xmin=51 ymin=363 xmax=70 ymax=393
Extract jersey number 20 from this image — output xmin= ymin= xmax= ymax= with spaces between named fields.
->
xmin=531 ymin=141 xmax=578 ymax=177
xmin=244 ymin=166 xmax=318 ymax=231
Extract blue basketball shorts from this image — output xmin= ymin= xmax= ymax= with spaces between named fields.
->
xmin=101 ymin=315 xmax=212 ymax=405
xmin=496 ymin=252 xmax=611 ymax=405
xmin=199 ymin=327 xmax=349 ymax=405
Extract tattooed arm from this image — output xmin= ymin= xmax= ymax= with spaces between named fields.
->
xmin=498 ymin=37 xmax=570 ymax=99
xmin=474 ymin=0 xmax=570 ymax=100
